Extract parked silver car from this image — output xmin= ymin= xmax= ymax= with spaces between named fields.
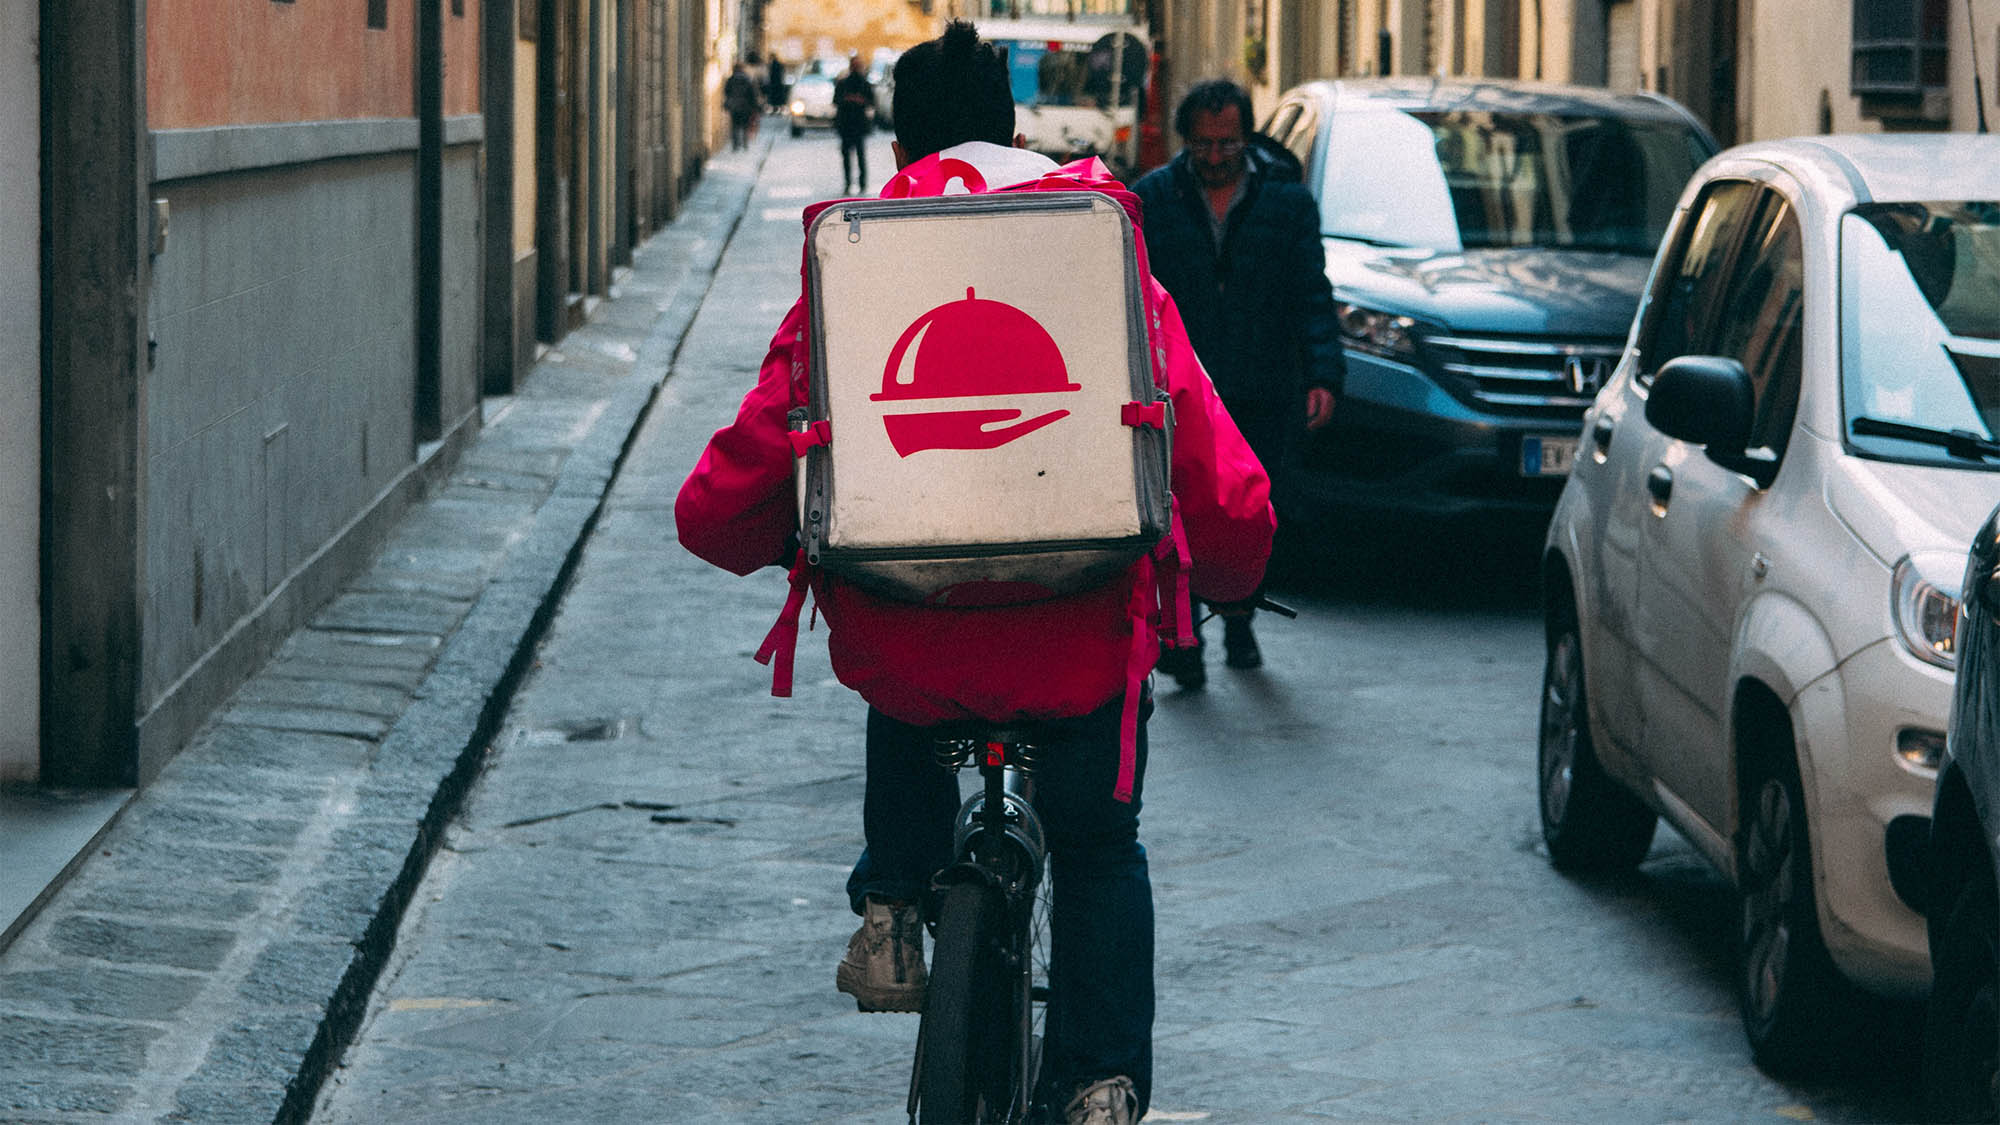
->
xmin=1539 ymin=133 xmax=2000 ymax=1074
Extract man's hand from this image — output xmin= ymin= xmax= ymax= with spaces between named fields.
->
xmin=1306 ymin=386 xmax=1336 ymax=431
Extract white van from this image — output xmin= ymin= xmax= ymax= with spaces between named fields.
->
xmin=976 ymin=19 xmax=1149 ymax=175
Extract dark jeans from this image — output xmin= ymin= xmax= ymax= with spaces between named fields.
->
xmin=839 ymin=131 xmax=868 ymax=192
xmin=846 ymin=699 xmax=1155 ymax=1115
xmin=729 ymin=112 xmax=752 ymax=150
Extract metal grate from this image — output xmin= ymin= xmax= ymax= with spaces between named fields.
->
xmin=1422 ymin=334 xmax=1623 ymax=410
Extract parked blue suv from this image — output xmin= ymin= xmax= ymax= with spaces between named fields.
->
xmin=1260 ymin=79 xmax=1717 ymax=525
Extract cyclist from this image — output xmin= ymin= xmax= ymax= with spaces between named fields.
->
xmin=676 ymin=21 xmax=1273 ymax=1124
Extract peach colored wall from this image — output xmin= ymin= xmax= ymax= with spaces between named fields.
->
xmin=149 ymin=0 xmax=416 ymax=128
xmin=765 ymin=0 xmax=935 ymax=64
xmin=446 ymin=0 xmax=482 ymax=116
xmin=515 ymin=38 xmax=537 ymax=253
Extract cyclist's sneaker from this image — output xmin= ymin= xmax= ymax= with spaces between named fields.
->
xmin=835 ymin=896 xmax=926 ymax=1012
xmin=1155 ymin=640 xmax=1205 ymax=691
xmin=1222 ymin=614 xmax=1262 ymax=670
xmin=1064 ymin=1076 xmax=1138 ymax=1125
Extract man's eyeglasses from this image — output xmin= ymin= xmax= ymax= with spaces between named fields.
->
xmin=1186 ymin=138 xmax=1245 ymax=156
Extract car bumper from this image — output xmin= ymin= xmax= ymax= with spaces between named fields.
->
xmin=1800 ymin=636 xmax=1948 ymax=995
xmin=788 ymin=112 xmax=835 ymax=129
xmin=1291 ymin=351 xmax=1585 ymax=523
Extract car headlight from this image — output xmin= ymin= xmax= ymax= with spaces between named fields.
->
xmin=1333 ymin=302 xmax=1420 ymax=361
xmin=790 ymin=100 xmax=805 ymax=115
xmin=1891 ymin=552 xmax=1963 ymax=670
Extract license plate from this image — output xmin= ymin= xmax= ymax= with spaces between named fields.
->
xmin=1521 ymin=436 xmax=1578 ymax=477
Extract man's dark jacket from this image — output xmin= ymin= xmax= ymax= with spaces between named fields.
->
xmin=1132 ymin=136 xmax=1344 ymax=470
xmin=833 ymin=71 xmax=873 ymax=139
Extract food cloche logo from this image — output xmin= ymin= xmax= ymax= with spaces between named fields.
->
xmin=873 ymin=288 xmax=1080 ymax=457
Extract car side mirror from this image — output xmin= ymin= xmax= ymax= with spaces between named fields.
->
xmin=1646 ymin=355 xmax=1778 ymax=488
xmin=1646 ymin=355 xmax=1752 ymax=452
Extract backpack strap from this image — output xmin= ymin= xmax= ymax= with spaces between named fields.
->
xmin=1115 ymin=570 xmax=1155 ymax=804
xmin=1153 ymin=501 xmax=1194 ymax=649
xmin=1111 ymin=503 xmax=1193 ymax=804
xmin=754 ymin=549 xmax=814 ymax=697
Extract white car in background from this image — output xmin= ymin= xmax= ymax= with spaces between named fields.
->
xmin=1537 ymin=134 xmax=2000 ymax=1074
xmin=787 ymin=56 xmax=850 ymax=137
xmin=868 ymin=48 xmax=898 ymax=129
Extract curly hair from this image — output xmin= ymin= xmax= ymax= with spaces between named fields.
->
xmin=1173 ymin=78 xmax=1255 ymax=139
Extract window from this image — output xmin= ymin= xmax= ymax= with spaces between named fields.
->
xmin=1852 ymin=0 xmax=1949 ymax=99
xmin=993 ymin=33 xmax=1144 ymax=110
xmin=1316 ymin=108 xmax=1709 ymax=254
xmin=1638 ymin=182 xmax=1806 ymax=469
xmin=1275 ymin=102 xmax=1319 ymax=170
xmin=1263 ymin=103 xmax=1302 ymax=148
xmin=368 ymin=0 xmax=388 ymax=29
xmin=1714 ymin=194 xmax=1805 ymax=455
xmin=1635 ymin=179 xmax=1762 ymax=377
xmin=1841 ymin=201 xmax=2000 ymax=467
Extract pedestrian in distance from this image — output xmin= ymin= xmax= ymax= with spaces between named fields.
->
xmin=765 ymin=53 xmax=788 ymax=114
xmin=723 ymin=61 xmax=759 ymax=151
xmin=675 ymin=21 xmax=1273 ymax=1124
xmin=834 ymin=52 xmax=875 ymax=194
xmin=1131 ymin=77 xmax=1345 ymax=689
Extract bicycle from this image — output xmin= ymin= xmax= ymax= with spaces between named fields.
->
xmin=907 ymin=720 xmax=1053 ymax=1124
xmin=904 ymin=596 xmax=1296 ymax=1124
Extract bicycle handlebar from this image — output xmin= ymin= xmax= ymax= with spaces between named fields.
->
xmin=1253 ymin=595 xmax=1298 ymax=619
xmin=1204 ymin=594 xmax=1298 ymax=620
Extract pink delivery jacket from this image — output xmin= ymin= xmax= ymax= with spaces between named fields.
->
xmin=675 ymin=149 xmax=1274 ymax=797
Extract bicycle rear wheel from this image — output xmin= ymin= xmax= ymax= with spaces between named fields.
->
xmin=919 ymin=882 xmax=1016 ymax=1124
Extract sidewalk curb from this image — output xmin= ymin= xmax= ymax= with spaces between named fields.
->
xmin=272 ymin=140 xmax=772 ymax=1123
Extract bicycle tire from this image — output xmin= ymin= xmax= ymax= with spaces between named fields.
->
xmin=919 ymin=882 xmax=1014 ymax=1124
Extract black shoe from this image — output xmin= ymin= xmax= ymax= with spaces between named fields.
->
xmin=1222 ymin=616 xmax=1261 ymax=670
xmin=1155 ymin=642 xmax=1206 ymax=691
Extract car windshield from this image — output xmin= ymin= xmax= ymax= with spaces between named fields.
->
xmin=1841 ymin=201 xmax=2000 ymax=467
xmin=1317 ymin=108 xmax=1708 ymax=254
xmin=991 ymin=34 xmax=1145 ymax=109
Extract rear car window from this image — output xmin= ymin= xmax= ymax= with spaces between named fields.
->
xmin=1318 ymin=107 xmax=1709 ymax=254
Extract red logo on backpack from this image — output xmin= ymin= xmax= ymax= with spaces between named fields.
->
xmin=873 ymin=288 xmax=1080 ymax=457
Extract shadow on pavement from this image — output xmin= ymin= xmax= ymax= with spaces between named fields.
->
xmin=1554 ymin=839 xmax=1927 ymax=1123
xmin=1266 ymin=510 xmax=1549 ymax=614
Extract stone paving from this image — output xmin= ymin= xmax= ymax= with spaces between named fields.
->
xmin=308 ymin=130 xmax=1927 ymax=1124
xmin=0 ymin=133 xmax=773 ymax=1124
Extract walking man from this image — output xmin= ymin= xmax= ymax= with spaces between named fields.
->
xmin=834 ymin=53 xmax=875 ymax=193
xmin=723 ymin=61 xmax=758 ymax=151
xmin=676 ymin=24 xmax=1273 ymax=1123
xmin=765 ymin=53 xmax=788 ymax=114
xmin=1132 ymin=78 xmax=1344 ymax=686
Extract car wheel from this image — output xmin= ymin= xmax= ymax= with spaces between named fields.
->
xmin=1924 ymin=864 xmax=2000 ymax=1122
xmin=790 ymin=122 xmax=803 ymax=138
xmin=1538 ymin=596 xmax=1656 ymax=872
xmin=1737 ymin=751 xmax=1849 ymax=1075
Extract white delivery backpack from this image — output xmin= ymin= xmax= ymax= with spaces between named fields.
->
xmin=794 ymin=190 xmax=1172 ymax=606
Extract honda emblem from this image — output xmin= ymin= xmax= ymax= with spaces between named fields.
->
xmin=1564 ymin=355 xmax=1610 ymax=396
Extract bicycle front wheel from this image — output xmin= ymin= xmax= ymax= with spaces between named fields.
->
xmin=919 ymin=882 xmax=1015 ymax=1124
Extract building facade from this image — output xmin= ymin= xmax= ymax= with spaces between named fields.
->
xmin=19 ymin=0 xmax=718 ymax=792
xmin=1145 ymin=0 xmax=1994 ymax=159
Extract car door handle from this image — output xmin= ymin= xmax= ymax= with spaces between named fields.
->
xmin=1591 ymin=416 xmax=1615 ymax=461
xmin=1646 ymin=465 xmax=1673 ymax=513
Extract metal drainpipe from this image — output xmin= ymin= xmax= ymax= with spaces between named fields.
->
xmin=417 ymin=0 xmax=443 ymax=441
